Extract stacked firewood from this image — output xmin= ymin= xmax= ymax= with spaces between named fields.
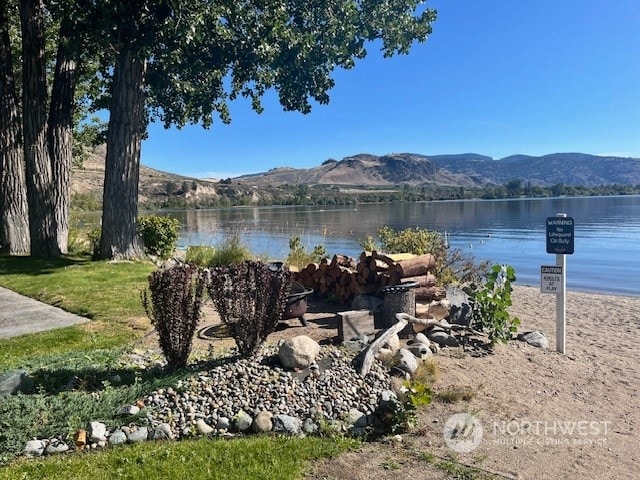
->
xmin=293 ymin=251 xmax=446 ymax=303
xmin=294 ymin=254 xmax=359 ymax=302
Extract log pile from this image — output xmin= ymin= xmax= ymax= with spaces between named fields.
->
xmin=293 ymin=251 xmax=446 ymax=303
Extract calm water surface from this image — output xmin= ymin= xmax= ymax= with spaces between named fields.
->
xmin=166 ymin=196 xmax=640 ymax=296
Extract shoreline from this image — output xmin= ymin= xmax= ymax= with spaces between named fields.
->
xmin=515 ymin=281 xmax=640 ymax=299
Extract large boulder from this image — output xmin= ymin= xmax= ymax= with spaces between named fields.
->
xmin=278 ymin=335 xmax=320 ymax=369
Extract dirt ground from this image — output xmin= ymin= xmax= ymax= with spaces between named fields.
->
xmin=138 ymin=286 xmax=640 ymax=480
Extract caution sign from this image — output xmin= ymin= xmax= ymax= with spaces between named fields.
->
xmin=541 ymin=265 xmax=563 ymax=294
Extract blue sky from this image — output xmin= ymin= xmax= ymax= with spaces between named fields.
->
xmin=141 ymin=0 xmax=640 ymax=179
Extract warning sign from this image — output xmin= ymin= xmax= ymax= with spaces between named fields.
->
xmin=546 ymin=217 xmax=574 ymax=254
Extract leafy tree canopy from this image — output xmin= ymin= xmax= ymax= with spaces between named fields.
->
xmin=87 ymin=0 xmax=436 ymax=129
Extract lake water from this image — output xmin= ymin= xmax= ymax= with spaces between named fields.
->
xmin=166 ymin=196 xmax=640 ymax=296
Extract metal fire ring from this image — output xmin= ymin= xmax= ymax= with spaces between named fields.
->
xmin=380 ymin=280 xmax=419 ymax=294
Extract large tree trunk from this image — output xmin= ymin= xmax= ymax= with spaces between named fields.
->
xmin=20 ymin=0 xmax=60 ymax=257
xmin=47 ymin=15 xmax=78 ymax=254
xmin=100 ymin=46 xmax=146 ymax=259
xmin=0 ymin=0 xmax=29 ymax=254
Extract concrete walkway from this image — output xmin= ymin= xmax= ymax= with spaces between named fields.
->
xmin=0 ymin=286 xmax=89 ymax=339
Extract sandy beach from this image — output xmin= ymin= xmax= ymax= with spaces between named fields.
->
xmin=305 ymin=285 xmax=640 ymax=479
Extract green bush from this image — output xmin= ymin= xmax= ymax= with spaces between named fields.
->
xmin=207 ymin=261 xmax=291 ymax=357
xmin=185 ymin=245 xmax=217 ymax=266
xmin=286 ymin=235 xmax=327 ymax=270
xmin=138 ymin=215 xmax=181 ymax=260
xmin=142 ymin=264 xmax=207 ymax=368
xmin=464 ymin=264 xmax=521 ymax=346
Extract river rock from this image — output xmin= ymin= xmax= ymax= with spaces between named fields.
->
xmin=394 ymin=348 xmax=418 ymax=374
xmin=518 ymin=331 xmax=549 ymax=349
xmin=109 ymin=429 xmax=127 ymax=445
xmin=426 ymin=330 xmax=460 ymax=347
xmin=413 ymin=332 xmax=429 ymax=345
xmin=45 ymin=439 xmax=69 ymax=455
xmin=302 ymin=418 xmax=319 ymax=434
xmin=278 ymin=336 xmax=320 ymax=369
xmin=273 ymin=414 xmax=302 ymax=435
xmin=89 ymin=421 xmax=107 ymax=443
xmin=234 ymin=410 xmax=253 ymax=431
xmin=348 ymin=408 xmax=367 ymax=428
xmin=151 ymin=423 xmax=174 ymax=440
xmin=216 ymin=417 xmax=231 ymax=431
xmin=24 ymin=439 xmax=47 ymax=457
xmin=118 ymin=404 xmax=141 ymax=416
xmin=127 ymin=426 xmax=148 ymax=443
xmin=196 ymin=419 xmax=214 ymax=435
xmin=378 ymin=390 xmax=398 ymax=413
xmin=253 ymin=411 xmax=273 ymax=433
xmin=384 ymin=333 xmax=401 ymax=352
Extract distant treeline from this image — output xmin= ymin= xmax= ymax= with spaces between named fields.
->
xmin=71 ymin=180 xmax=640 ymax=211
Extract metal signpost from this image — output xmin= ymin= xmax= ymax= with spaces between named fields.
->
xmin=543 ymin=214 xmax=574 ymax=353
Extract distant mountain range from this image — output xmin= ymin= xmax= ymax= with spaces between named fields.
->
xmin=237 ymin=152 xmax=640 ymax=187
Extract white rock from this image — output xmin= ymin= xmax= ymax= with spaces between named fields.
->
xmin=394 ymin=348 xmax=419 ymax=374
xmin=253 ymin=411 xmax=273 ymax=432
xmin=196 ymin=419 xmax=214 ymax=435
xmin=118 ymin=404 xmax=141 ymax=416
xmin=278 ymin=335 xmax=320 ymax=369
xmin=109 ymin=430 xmax=127 ymax=445
xmin=89 ymin=421 xmax=107 ymax=443
xmin=24 ymin=439 xmax=47 ymax=457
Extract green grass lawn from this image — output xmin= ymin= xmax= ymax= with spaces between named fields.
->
xmin=0 ymin=254 xmax=355 ymax=477
xmin=0 ymin=255 xmax=155 ymax=371
xmin=0 ymin=436 xmax=357 ymax=480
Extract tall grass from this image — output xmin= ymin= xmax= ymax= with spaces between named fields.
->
xmin=184 ymin=235 xmax=252 ymax=267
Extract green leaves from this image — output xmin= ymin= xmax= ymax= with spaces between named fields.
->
xmin=137 ymin=215 xmax=181 ymax=260
xmin=144 ymin=0 xmax=436 ymax=128
xmin=464 ymin=264 xmax=521 ymax=346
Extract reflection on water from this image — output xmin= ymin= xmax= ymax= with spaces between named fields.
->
xmin=80 ymin=196 xmax=640 ymax=296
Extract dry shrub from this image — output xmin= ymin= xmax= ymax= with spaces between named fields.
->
xmin=207 ymin=261 xmax=291 ymax=357
xmin=142 ymin=264 xmax=206 ymax=368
